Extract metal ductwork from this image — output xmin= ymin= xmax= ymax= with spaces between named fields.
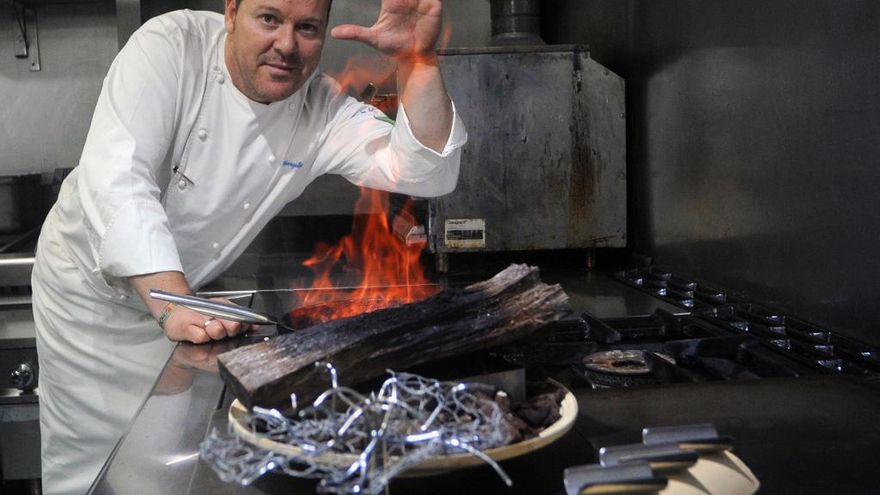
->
xmin=490 ymin=0 xmax=545 ymax=46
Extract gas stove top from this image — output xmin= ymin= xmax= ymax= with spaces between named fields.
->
xmin=615 ymin=267 xmax=880 ymax=373
xmin=495 ymin=267 xmax=880 ymax=390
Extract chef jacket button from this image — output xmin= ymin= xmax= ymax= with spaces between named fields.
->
xmin=243 ymin=202 xmax=251 ymax=210
xmin=268 ymin=154 xmax=276 ymax=163
xmin=288 ymin=101 xmax=297 ymax=111
xmin=212 ymin=242 xmax=220 ymax=250
xmin=118 ymin=293 xmax=129 ymax=301
xmin=177 ymin=180 xmax=187 ymax=190
xmin=216 ymin=73 xmax=225 ymax=84
xmin=197 ymin=128 xmax=208 ymax=140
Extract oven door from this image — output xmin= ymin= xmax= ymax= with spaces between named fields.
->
xmin=0 ymin=305 xmax=41 ymax=483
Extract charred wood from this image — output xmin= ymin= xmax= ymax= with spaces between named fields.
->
xmin=218 ymin=264 xmax=570 ymax=410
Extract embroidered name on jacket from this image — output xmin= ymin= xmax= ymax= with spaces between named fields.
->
xmin=282 ymin=160 xmax=304 ymax=169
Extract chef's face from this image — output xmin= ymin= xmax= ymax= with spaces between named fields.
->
xmin=224 ymin=0 xmax=330 ymax=103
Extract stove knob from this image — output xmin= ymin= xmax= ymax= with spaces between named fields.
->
xmin=10 ymin=363 xmax=35 ymax=390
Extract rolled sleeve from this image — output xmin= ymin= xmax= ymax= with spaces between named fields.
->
xmin=315 ymin=91 xmax=468 ymax=198
xmin=395 ymin=101 xmax=468 ymax=159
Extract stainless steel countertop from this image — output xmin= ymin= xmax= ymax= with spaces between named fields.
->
xmin=87 ymin=264 xmax=880 ymax=494
xmin=88 ymin=268 xmax=683 ymax=495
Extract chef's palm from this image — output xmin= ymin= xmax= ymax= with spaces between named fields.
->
xmin=331 ymin=0 xmax=442 ymax=61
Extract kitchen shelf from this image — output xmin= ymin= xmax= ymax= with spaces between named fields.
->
xmin=10 ymin=0 xmax=141 ymax=50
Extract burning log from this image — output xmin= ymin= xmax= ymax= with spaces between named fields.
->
xmin=218 ymin=264 xmax=570 ymax=410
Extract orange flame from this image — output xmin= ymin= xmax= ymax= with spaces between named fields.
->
xmin=291 ymin=30 xmax=457 ymax=325
xmin=441 ymin=22 xmax=453 ymax=51
xmin=291 ymin=187 xmax=438 ymax=325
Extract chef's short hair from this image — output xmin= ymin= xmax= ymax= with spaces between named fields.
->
xmin=235 ymin=0 xmax=333 ymax=15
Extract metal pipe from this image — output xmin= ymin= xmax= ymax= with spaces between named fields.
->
xmin=0 ymin=255 xmax=35 ymax=290
xmin=195 ymin=283 xmax=443 ymax=298
xmin=0 ymin=256 xmax=35 ymax=267
xmin=490 ymin=0 xmax=544 ymax=46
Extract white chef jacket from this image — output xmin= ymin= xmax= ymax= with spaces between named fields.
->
xmin=32 ymin=9 xmax=465 ymax=495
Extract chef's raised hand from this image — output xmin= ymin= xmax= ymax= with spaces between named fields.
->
xmin=330 ymin=0 xmax=452 ymax=153
xmin=330 ymin=0 xmax=443 ymax=62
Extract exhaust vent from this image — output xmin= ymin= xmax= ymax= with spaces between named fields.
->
xmin=490 ymin=0 xmax=544 ymax=46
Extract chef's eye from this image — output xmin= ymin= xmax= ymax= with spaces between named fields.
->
xmin=298 ymin=23 xmax=320 ymax=36
xmin=259 ymin=14 xmax=279 ymax=25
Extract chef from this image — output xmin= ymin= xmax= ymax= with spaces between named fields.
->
xmin=30 ymin=0 xmax=465 ymax=493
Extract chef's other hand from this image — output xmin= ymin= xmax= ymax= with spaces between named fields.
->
xmin=330 ymin=0 xmax=442 ymax=62
xmin=173 ymin=341 xmax=221 ymax=370
xmin=159 ymin=298 xmax=245 ymax=344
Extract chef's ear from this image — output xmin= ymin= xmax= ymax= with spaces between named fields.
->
xmin=225 ymin=0 xmax=238 ymax=33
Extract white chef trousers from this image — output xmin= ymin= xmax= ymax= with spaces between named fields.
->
xmin=32 ymin=213 xmax=175 ymax=495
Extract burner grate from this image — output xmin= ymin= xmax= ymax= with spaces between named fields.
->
xmin=615 ymin=268 xmax=880 ymax=376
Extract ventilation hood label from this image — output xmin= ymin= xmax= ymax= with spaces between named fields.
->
xmin=445 ymin=218 xmax=486 ymax=249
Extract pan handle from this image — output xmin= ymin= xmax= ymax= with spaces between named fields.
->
xmin=149 ymin=289 xmax=277 ymax=325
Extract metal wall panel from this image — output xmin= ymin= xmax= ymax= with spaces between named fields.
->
xmin=540 ymin=0 xmax=631 ymax=72
xmin=621 ymin=0 xmax=880 ymax=345
xmin=542 ymin=0 xmax=880 ymax=345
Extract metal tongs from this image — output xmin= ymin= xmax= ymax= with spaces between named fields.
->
xmin=149 ymin=289 xmax=281 ymax=326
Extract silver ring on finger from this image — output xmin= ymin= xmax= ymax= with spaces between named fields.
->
xmin=204 ymin=318 xmax=215 ymax=329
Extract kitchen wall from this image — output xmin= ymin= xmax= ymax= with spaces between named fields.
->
xmin=0 ymin=2 xmax=117 ymax=175
xmin=544 ymin=0 xmax=880 ymax=346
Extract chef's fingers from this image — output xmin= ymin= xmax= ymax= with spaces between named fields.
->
xmin=213 ymin=318 xmax=244 ymax=339
xmin=161 ymin=306 xmax=214 ymax=344
xmin=181 ymin=324 xmax=212 ymax=344
xmin=163 ymin=323 xmax=211 ymax=344
xmin=206 ymin=297 xmax=247 ymax=338
xmin=203 ymin=318 xmax=228 ymax=340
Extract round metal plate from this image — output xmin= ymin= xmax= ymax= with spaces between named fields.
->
xmin=228 ymin=380 xmax=577 ymax=477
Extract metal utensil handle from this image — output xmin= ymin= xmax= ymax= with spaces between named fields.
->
xmin=149 ymin=289 xmax=276 ymax=325
xmin=195 ymin=283 xmax=443 ymax=298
